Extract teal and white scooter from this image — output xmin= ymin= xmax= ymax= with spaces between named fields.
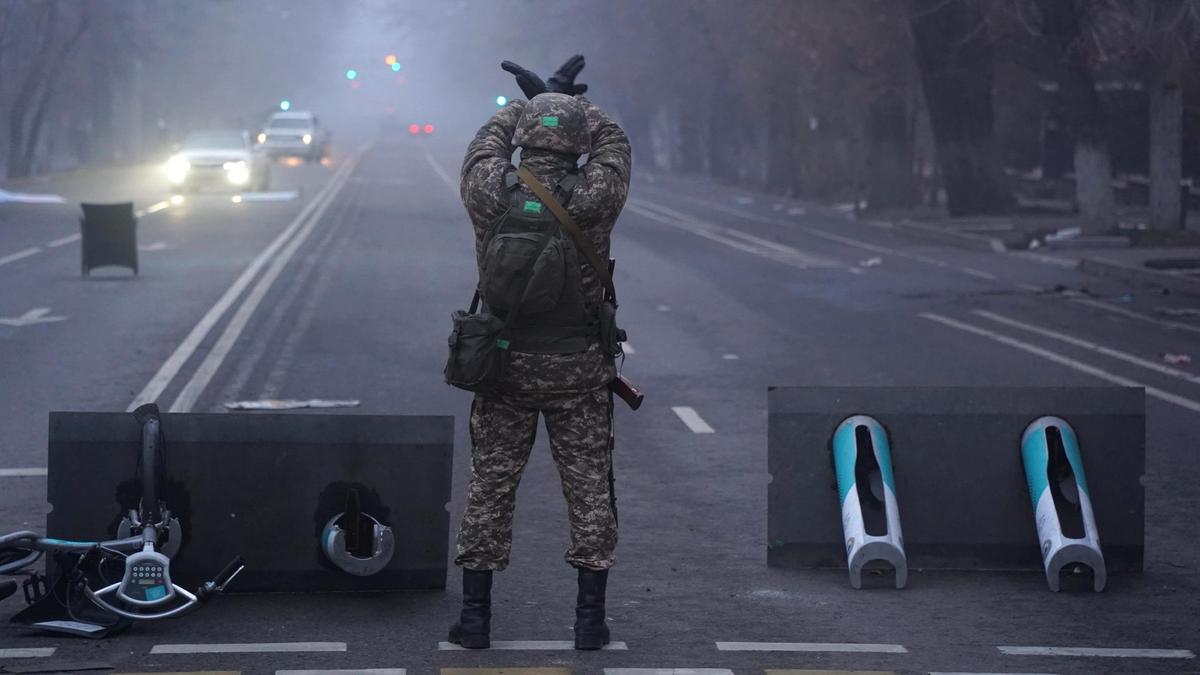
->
xmin=1021 ymin=416 xmax=1106 ymax=592
xmin=831 ymin=415 xmax=907 ymax=589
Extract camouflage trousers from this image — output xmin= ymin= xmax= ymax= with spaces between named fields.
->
xmin=455 ymin=386 xmax=617 ymax=572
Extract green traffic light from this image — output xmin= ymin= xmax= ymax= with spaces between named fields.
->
xmin=346 ymin=69 xmax=358 ymax=80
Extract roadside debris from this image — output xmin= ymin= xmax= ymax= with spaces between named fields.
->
xmin=224 ymin=399 xmax=360 ymax=410
xmin=0 ymin=189 xmax=66 ymax=204
xmin=1156 ymin=307 xmax=1200 ymax=318
xmin=1162 ymin=354 xmax=1192 ymax=365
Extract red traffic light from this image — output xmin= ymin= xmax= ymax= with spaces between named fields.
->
xmin=423 ymin=124 xmax=435 ymax=134
xmin=408 ymin=123 xmax=420 ymax=135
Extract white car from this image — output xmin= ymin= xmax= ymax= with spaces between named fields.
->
xmin=257 ymin=111 xmax=329 ymax=162
xmin=165 ymin=130 xmax=270 ymax=193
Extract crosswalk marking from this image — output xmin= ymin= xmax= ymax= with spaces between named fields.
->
xmin=716 ymin=642 xmax=908 ymax=654
xmin=116 ymin=672 xmax=241 ymax=675
xmin=998 ymin=645 xmax=1195 ymax=658
xmin=0 ymin=647 xmax=56 ymax=658
xmin=151 ymin=642 xmax=346 ymax=654
xmin=0 ymin=467 xmax=48 ymax=477
xmin=442 ymin=669 xmax=572 ymax=675
xmin=767 ymin=670 xmax=898 ymax=675
xmin=278 ymin=670 xmax=405 ymax=675
xmin=763 ymin=662 xmax=897 ymax=667
xmin=606 ymin=670 xmax=733 ymax=675
xmin=438 ymin=640 xmax=628 ymax=650
xmin=672 ymin=406 xmax=715 ymax=433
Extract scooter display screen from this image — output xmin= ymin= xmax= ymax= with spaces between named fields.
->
xmin=122 ymin=560 xmax=169 ymax=602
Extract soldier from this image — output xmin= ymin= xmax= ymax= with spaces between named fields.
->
xmin=448 ymin=56 xmax=631 ymax=650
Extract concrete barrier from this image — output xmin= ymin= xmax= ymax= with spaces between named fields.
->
xmin=46 ymin=411 xmax=453 ymax=592
xmin=768 ymin=386 xmax=1144 ymax=573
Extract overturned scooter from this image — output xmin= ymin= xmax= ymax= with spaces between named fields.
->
xmin=0 ymin=404 xmax=243 ymax=638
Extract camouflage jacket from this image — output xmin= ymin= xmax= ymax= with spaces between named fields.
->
xmin=460 ymin=97 xmax=631 ymax=394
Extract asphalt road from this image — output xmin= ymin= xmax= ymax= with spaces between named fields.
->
xmin=1 ymin=135 xmax=1198 ymax=675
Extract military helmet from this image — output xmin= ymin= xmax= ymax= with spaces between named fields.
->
xmin=512 ymin=93 xmax=590 ymax=155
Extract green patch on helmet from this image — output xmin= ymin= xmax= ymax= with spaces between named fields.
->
xmin=522 ymin=200 xmax=543 ymax=214
xmin=541 ymin=116 xmax=559 ymax=128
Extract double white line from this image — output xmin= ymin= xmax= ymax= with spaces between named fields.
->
xmin=128 ymin=149 xmax=363 ymax=413
xmin=627 ymin=198 xmax=840 ymax=270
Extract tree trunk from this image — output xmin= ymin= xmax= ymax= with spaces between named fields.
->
xmin=907 ymin=0 xmax=1012 ymax=216
xmin=1149 ymin=58 xmax=1184 ymax=231
xmin=1041 ymin=0 xmax=1115 ymax=233
xmin=866 ymin=88 xmax=918 ymax=209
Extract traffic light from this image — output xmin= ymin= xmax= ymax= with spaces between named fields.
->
xmin=391 ymin=62 xmax=402 ymax=72
xmin=346 ymin=69 xmax=358 ymax=80
xmin=280 ymin=100 xmax=291 ymax=111
xmin=496 ymin=95 xmax=508 ymax=106
xmin=385 ymin=54 xmax=397 ymax=65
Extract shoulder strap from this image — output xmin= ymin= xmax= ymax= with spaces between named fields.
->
xmin=516 ymin=166 xmax=617 ymax=306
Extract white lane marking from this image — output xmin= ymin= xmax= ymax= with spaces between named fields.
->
xmin=169 ymin=152 xmax=360 ymax=413
xmin=279 ymin=670 xmax=406 ymax=675
xmin=716 ymin=641 xmax=908 ymax=654
xmin=658 ymin=305 xmax=671 ymax=312
xmin=629 ymin=201 xmax=840 ymax=269
xmin=0 ymin=647 xmax=55 ymax=658
xmin=931 ymin=667 xmax=1056 ymax=672
xmin=0 ymin=467 xmax=47 ymax=477
xmin=134 ymin=209 xmax=147 ymax=218
xmin=961 ymin=266 xmax=997 ymax=280
xmin=139 ymin=241 xmax=173 ymax=252
xmin=145 ymin=200 xmax=171 ymax=214
xmin=921 ymin=313 xmax=1200 ymax=414
xmin=1073 ymin=297 xmax=1200 ymax=336
xmin=1011 ymin=250 xmax=1080 ymax=269
xmin=0 ymin=247 xmax=41 ymax=267
xmin=424 ymin=150 xmax=457 ymax=194
xmin=1017 ymin=283 xmax=1043 ymax=292
xmin=974 ymin=309 xmax=1200 ymax=386
xmin=673 ymin=406 xmax=715 ymax=433
xmin=46 ymin=234 xmax=81 ymax=248
xmin=0 ymin=307 xmax=67 ymax=327
xmin=128 ymin=151 xmax=361 ymax=412
xmin=722 ymin=353 xmax=740 ymax=360
xmin=151 ymin=642 xmax=347 ymax=654
xmin=438 ymin=640 xmax=629 ymax=650
xmin=659 ymin=192 xmax=1005 ymax=284
xmin=998 ymin=646 xmax=1195 ymax=659
xmin=621 ymin=342 xmax=635 ymax=354
xmin=607 ymin=670 xmax=733 ymax=675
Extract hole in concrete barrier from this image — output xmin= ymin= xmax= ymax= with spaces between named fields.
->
xmin=1045 ymin=426 xmax=1085 ymax=539
xmin=854 ymin=425 xmax=888 ymax=537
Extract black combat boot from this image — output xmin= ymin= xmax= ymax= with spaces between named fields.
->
xmin=574 ymin=568 xmax=610 ymax=650
xmin=448 ymin=569 xmax=492 ymax=649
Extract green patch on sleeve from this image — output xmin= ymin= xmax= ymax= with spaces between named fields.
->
xmin=522 ymin=200 xmax=543 ymax=214
xmin=541 ymin=115 xmax=559 ymax=128
xmin=496 ymin=338 xmax=510 ymax=350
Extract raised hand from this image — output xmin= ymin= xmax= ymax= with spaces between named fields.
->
xmin=547 ymin=54 xmax=588 ymax=95
xmin=500 ymin=61 xmax=548 ymax=100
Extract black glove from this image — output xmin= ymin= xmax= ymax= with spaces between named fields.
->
xmin=501 ymin=60 xmax=547 ymax=99
xmin=547 ymin=54 xmax=588 ymax=95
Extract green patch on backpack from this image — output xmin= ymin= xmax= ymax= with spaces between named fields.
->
xmin=541 ymin=116 xmax=559 ymax=128
xmin=522 ymin=200 xmax=543 ymax=214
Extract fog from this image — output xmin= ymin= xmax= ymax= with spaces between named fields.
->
xmin=3 ymin=0 xmax=1200 ymax=231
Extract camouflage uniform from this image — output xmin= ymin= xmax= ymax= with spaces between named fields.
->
xmin=455 ymin=93 xmax=632 ymax=571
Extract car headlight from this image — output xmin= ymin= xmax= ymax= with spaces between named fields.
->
xmin=223 ymin=160 xmax=250 ymax=185
xmin=302 ymin=133 xmax=312 ymax=145
xmin=165 ymin=155 xmax=190 ymax=184
xmin=257 ymin=132 xmax=267 ymax=143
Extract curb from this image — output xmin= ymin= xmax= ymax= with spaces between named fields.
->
xmin=1080 ymin=256 xmax=1200 ymax=299
xmin=888 ymin=220 xmax=1009 ymax=253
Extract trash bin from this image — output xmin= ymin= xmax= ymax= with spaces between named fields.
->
xmin=80 ymin=202 xmax=138 ymax=276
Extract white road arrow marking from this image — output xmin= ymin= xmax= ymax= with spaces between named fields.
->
xmin=0 ymin=307 xmax=67 ymax=327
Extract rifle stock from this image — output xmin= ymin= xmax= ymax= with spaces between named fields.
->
xmin=609 ymin=374 xmax=644 ymax=411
